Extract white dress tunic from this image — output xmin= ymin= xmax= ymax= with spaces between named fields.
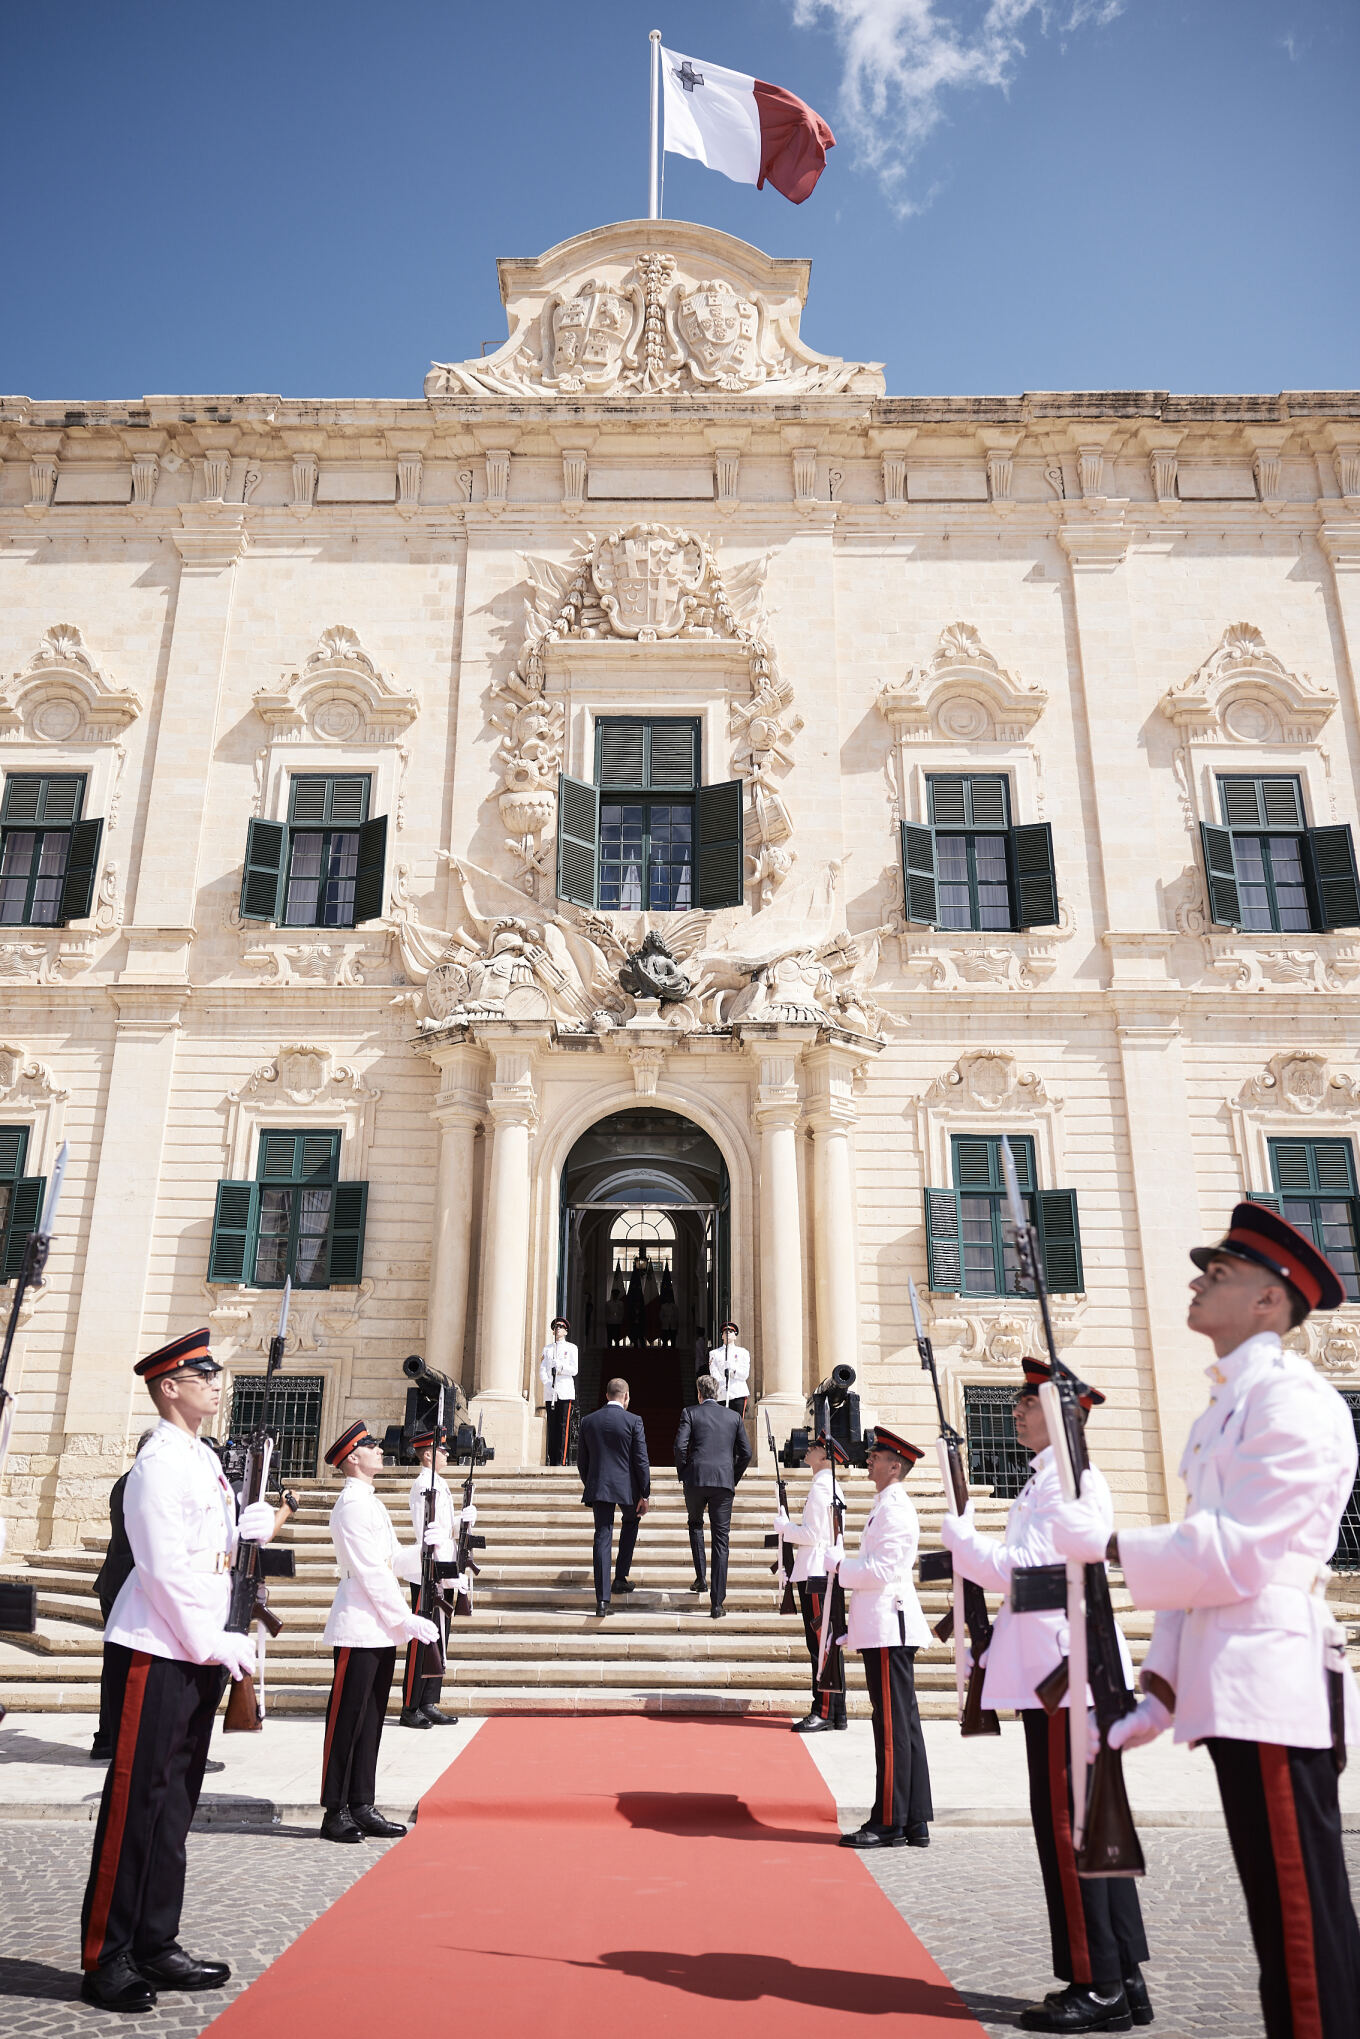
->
xmin=539 ymin=1339 xmax=578 ymax=1404
xmin=408 ymin=1465 xmax=457 ymax=1565
xmin=105 ymin=1420 xmax=238 ymax=1664
xmin=323 ymin=1480 xmax=423 ymax=1649
xmin=838 ymin=1479 xmax=932 ymax=1651
xmin=1122 ymin=1329 xmax=1360 ymax=1750
xmin=707 ymin=1343 xmax=751 ymax=1405
xmin=780 ymin=1464 xmax=844 ymax=1583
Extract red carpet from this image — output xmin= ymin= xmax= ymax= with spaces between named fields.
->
xmin=207 ymin=1715 xmax=986 ymax=2035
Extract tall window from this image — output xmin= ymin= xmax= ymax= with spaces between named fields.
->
xmin=0 ymin=1125 xmax=45 ymax=1282
xmin=208 ymin=1130 xmax=369 ymax=1289
xmin=557 ymin=717 xmax=743 ymax=912
xmin=1257 ymin=1139 xmax=1360 ymax=1303
xmin=0 ymin=774 xmax=103 ymax=928
xmin=1201 ymin=775 xmax=1360 ymax=933
xmin=925 ymin=1134 xmax=1083 ymax=1296
xmin=227 ymin=1372 xmax=325 ymax=1481
xmin=240 ymin=775 xmax=388 ymax=930
xmin=901 ymin=775 xmax=1058 ymax=931
xmin=964 ymin=1384 xmax=1030 ymax=1499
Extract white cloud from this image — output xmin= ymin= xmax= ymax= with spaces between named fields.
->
xmin=792 ymin=1 xmax=1126 ymax=214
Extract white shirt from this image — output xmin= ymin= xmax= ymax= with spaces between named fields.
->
xmin=105 ymin=1420 xmax=239 ymax=1664
xmin=539 ymin=1339 xmax=578 ymax=1403
xmin=408 ymin=1466 xmax=457 ymax=1564
xmin=323 ymin=1479 xmax=422 ymax=1649
xmin=1122 ymin=1330 xmax=1360 ymax=1750
xmin=708 ymin=1344 xmax=751 ymax=1404
xmin=944 ymin=1446 xmax=1130 ymax=1711
xmin=838 ymin=1479 xmax=932 ymax=1651
xmin=780 ymin=1464 xmax=844 ymax=1583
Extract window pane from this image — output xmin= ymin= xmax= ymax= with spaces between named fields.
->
xmin=295 ymin=1188 xmax=333 ymax=1284
xmin=648 ymin=803 xmax=693 ymax=910
xmin=319 ymin=831 xmax=359 ymax=927
xmin=600 ymin=802 xmax=645 ymax=912
xmin=936 ymin=835 xmax=972 ymax=929
xmin=255 ymin=1187 xmax=293 ymax=1284
xmin=975 ymin=835 xmax=1011 ymax=930
xmin=960 ymin=1195 xmax=999 ymax=1292
xmin=284 ymin=831 xmax=323 ymax=926
xmin=1265 ymin=837 xmax=1310 ymax=933
xmin=1315 ymin=1201 xmax=1360 ymax=1302
xmin=1232 ymin=836 xmax=1274 ymax=931
xmin=0 ymin=1183 xmax=10 ymax=1232
xmin=0 ymin=832 xmax=36 ymax=923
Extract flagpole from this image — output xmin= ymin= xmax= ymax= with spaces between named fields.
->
xmin=648 ymin=29 xmax=662 ymax=220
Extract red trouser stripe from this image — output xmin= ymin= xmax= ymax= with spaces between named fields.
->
xmin=879 ymin=1653 xmax=894 ymax=1822
xmin=1259 ymin=1743 xmax=1323 ymax=2039
xmin=1048 ymin=1707 xmax=1092 ymax=1986
xmin=83 ymin=1650 xmax=151 ymax=1970
xmin=403 ymin=1638 xmax=419 ymax=1709
xmin=322 ymin=1647 xmax=350 ymax=1791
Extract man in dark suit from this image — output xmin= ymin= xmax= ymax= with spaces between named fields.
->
xmin=674 ymin=1374 xmax=752 ymax=1618
xmin=576 ymin=1378 xmax=651 ymax=1618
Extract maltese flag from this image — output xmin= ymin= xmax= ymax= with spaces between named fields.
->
xmin=661 ymin=47 xmax=835 ymax=205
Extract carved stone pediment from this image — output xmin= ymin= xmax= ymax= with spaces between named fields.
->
xmin=878 ymin=623 xmax=1047 ymax=743
xmin=1235 ymin=1052 xmax=1360 ymax=1116
xmin=918 ymin=1050 xmax=1055 ymax=1115
xmin=0 ymin=625 xmax=142 ymax=742
xmin=1158 ymin=623 xmax=1337 ymax=742
xmin=425 ymin=220 xmax=883 ymax=400
xmin=253 ymin=626 xmax=419 ymax=743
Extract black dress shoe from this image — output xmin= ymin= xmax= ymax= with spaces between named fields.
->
xmin=689 ymin=1577 xmax=706 ymax=1594
xmin=1122 ymin=1970 xmax=1154 ymax=2027
xmin=710 ymin=1602 xmax=726 ymax=1618
xmin=421 ymin=1706 xmax=460 ymax=1726
xmin=595 ymin=1597 xmax=611 ymax=1616
xmin=320 ymin=1807 xmax=363 ymax=1843
xmin=1020 ymin=1983 xmax=1132 ymax=2032
xmin=612 ymin=1578 xmax=636 ymax=1594
xmin=832 ymin=1715 xmax=849 ymax=1730
xmin=90 ymin=1740 xmax=113 ymax=1761
xmin=81 ymin=1955 xmax=157 ymax=2012
xmin=349 ymin=1804 xmax=408 ymax=1838
xmin=906 ymin=1821 xmax=930 ymax=1847
xmin=792 ymin=1714 xmax=836 ymax=1733
xmin=136 ymin=1948 xmax=231 ymax=1990
xmin=398 ymin=1706 xmax=432 ymax=1728
xmin=838 ymin=1823 xmax=907 ymax=1849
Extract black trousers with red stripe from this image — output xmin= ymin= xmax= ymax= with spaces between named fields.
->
xmin=797 ymin=1578 xmax=846 ymax=1723
xmin=1022 ymin=1708 xmax=1148 ymax=1987
xmin=860 ymin=1646 xmax=932 ymax=1830
xmin=1208 ymin=1736 xmax=1360 ymax=2039
xmin=321 ymin=1645 xmax=395 ymax=1810
xmin=79 ymin=1645 xmax=226 ymax=1973
xmin=546 ymin=1399 xmax=572 ymax=1466
xmin=402 ymin=1586 xmax=447 ymax=1716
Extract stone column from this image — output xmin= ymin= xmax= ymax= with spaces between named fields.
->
xmin=423 ymin=1039 xmax=487 ymax=1387
xmin=803 ymin=1040 xmax=877 ymax=1374
xmin=52 ymin=989 xmax=184 ymax=1545
xmin=469 ymin=1028 xmax=544 ymax=1463
xmin=1319 ymin=520 xmax=1360 ymax=721
xmin=746 ymin=1028 xmax=814 ymax=1453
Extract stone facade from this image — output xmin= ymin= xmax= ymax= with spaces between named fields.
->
xmin=3 ymin=217 xmax=1360 ymax=1547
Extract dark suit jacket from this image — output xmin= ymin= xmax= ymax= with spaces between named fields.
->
xmin=577 ymin=1400 xmax=651 ymax=1509
xmin=94 ymin=1470 xmax=134 ymax=1620
xmin=674 ymin=1400 xmax=752 ymax=1492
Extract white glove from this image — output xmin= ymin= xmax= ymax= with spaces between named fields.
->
xmin=459 ymin=1504 xmax=478 ymax=1527
xmin=939 ymin=1503 xmax=975 ymax=1552
xmin=1108 ymin=1693 xmax=1172 ymax=1752
xmin=826 ymin=1540 xmax=846 ymax=1571
xmin=1078 ymin=1705 xmax=1100 ymax=1766
xmin=1050 ymin=1472 xmax=1111 ymax=1565
xmin=403 ymin=1612 xmax=439 ymax=1646
xmin=774 ymin=1510 xmax=791 ymax=1534
xmin=237 ymin=1500 xmax=276 ymax=1545
xmin=209 ymin=1632 xmax=257 ymax=1682
xmin=423 ymin=1523 xmax=444 ymax=1547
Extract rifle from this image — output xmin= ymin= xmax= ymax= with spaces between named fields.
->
xmin=1000 ymin=1137 xmax=1143 ymax=1878
xmin=909 ymin=1276 xmax=1000 ymax=1738
xmin=815 ymin=1438 xmax=848 ymax=1697
xmin=222 ymin=1280 xmax=297 ymax=1733
xmin=451 ymin=1413 xmax=488 ymax=1618
xmin=0 ymin=1144 xmax=67 ymax=1680
xmin=414 ymin=1388 xmax=459 ymax=1683
xmin=762 ymin=1411 xmax=798 ymax=1615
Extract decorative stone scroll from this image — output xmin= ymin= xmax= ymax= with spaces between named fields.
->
xmin=877 ymin=623 xmax=1047 ymax=745
xmin=0 ymin=625 xmax=142 ymax=743
xmin=1234 ymin=1051 xmax=1360 ymax=1117
xmin=425 ymin=221 xmax=883 ymax=401
xmin=222 ymin=1045 xmax=379 ymax=1179
xmin=1158 ymin=624 xmax=1337 ymax=744
xmin=252 ymin=626 xmax=419 ymax=745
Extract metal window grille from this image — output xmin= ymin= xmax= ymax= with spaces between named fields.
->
xmin=964 ymin=1384 xmax=1030 ymax=1500
xmin=227 ymin=1374 xmax=325 ymax=1482
xmin=1335 ymin=1393 xmax=1360 ymax=1572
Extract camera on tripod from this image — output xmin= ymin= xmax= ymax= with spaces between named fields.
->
xmin=779 ymin=1365 xmax=867 ymax=1469
xmin=381 ymin=1356 xmax=494 ymax=1467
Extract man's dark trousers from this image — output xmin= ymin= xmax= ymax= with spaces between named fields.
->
xmin=577 ymin=1396 xmax=651 ymax=1609
xmin=860 ymin=1644 xmax=932 ymax=1832
xmin=1023 ymin=1708 xmax=1148 ymax=1988
xmin=673 ymin=1398 xmax=751 ymax=1611
xmin=686 ymin=1488 xmax=734 ymax=1608
xmin=321 ymin=1645 xmax=395 ymax=1811
xmin=592 ymin=1503 xmax=640 ymax=1604
xmin=80 ymin=1644 xmax=226 ymax=1974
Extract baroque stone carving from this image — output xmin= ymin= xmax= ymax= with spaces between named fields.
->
xmin=1234 ymin=1053 xmax=1360 ymax=1116
xmin=252 ymin=626 xmax=419 ymax=744
xmin=204 ymin=1280 xmax=375 ymax=1356
xmin=924 ymin=1298 xmax=1083 ymax=1367
xmin=618 ymin=931 xmax=692 ymax=1004
xmin=240 ymin=929 xmax=394 ymax=987
xmin=1158 ymin=624 xmax=1337 ymax=743
xmin=0 ymin=625 xmax=143 ymax=743
xmin=918 ymin=1050 xmax=1055 ymax=1116
xmin=0 ymin=1046 xmax=68 ymax=1103
xmin=0 ymin=933 xmax=95 ymax=983
xmin=425 ymin=223 xmax=883 ymax=401
xmin=230 ymin=1046 xmax=375 ymax=1110
xmin=1203 ymin=935 xmax=1360 ymax=993
xmin=877 ymin=623 xmax=1047 ymax=744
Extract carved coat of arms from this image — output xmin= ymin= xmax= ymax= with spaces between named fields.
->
xmin=591 ymin=528 xmax=708 ymax=639
xmin=544 ymin=281 xmax=639 ymax=393
xmin=675 ymin=279 xmax=763 ymax=390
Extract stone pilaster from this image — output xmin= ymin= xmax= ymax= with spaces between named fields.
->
xmin=745 ymin=1027 xmax=815 ymax=1450
xmin=423 ymin=1039 xmax=488 ymax=1390
xmin=468 ymin=1025 xmax=548 ymax=1462
xmin=803 ymin=1039 xmax=877 ymax=1380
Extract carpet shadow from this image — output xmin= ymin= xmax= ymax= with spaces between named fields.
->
xmin=955 ymin=1990 xmax=1034 ymax=2029
xmin=615 ymin=1791 xmax=831 ymax=1846
xmin=596 ymin=1948 xmax=975 ymax=2017
xmin=0 ymin=1956 xmax=81 ymax=2001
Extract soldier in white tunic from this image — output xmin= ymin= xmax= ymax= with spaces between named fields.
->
xmin=707 ymin=1321 xmax=751 ymax=1417
xmin=943 ymin=1359 xmax=1152 ymax=2033
xmin=540 ymin=1316 xmax=578 ymax=1466
xmin=834 ymin=1424 xmax=934 ymax=1848
xmin=1051 ymin=1204 xmax=1360 ymax=2039
xmin=399 ymin=1422 xmax=461 ymax=1729
xmin=319 ymin=1420 xmax=439 ymax=1844
xmin=79 ymin=1329 xmax=277 ymax=2013
xmin=775 ymin=1432 xmax=849 ymax=1732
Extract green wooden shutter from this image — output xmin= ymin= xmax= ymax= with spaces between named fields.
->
xmin=208 ymin=1181 xmax=260 ymax=1283
xmin=0 ymin=1129 xmax=27 ymax=1177
xmin=1035 ymin=1189 xmax=1084 ymax=1293
xmin=968 ymin=776 xmax=1010 ymax=828
xmin=556 ymin=774 xmax=600 ymax=907
xmin=953 ymin=1137 xmax=996 ymax=1189
xmin=647 ymin=721 xmax=697 ymax=790
xmin=58 ymin=817 xmax=103 ymax=924
xmin=926 ymin=777 xmax=968 ymax=827
xmin=288 ymin=776 xmax=330 ymax=826
xmin=1009 ymin=822 xmax=1059 ymax=929
xmin=1246 ymin=1192 xmax=1283 ymax=1215
xmin=925 ymin=1187 xmax=964 ymax=1291
xmin=597 ymin=721 xmax=647 ymax=788
xmin=1312 ymin=1143 xmax=1358 ymax=1195
xmin=696 ymin=780 xmax=744 ymax=909
xmin=1270 ymin=1142 xmax=1315 ymax=1195
xmin=326 ymin=1182 xmax=369 ymax=1283
xmin=352 ymin=815 xmax=388 ymax=924
xmin=900 ymin=822 xmax=938 ymax=925
xmin=0 ymin=776 xmax=44 ymax=825
xmin=1304 ymin=825 xmax=1360 ymax=931
xmin=327 ymin=776 xmax=370 ymax=826
xmin=240 ymin=819 xmax=288 ymax=923
xmin=1200 ymin=823 xmax=1241 ymax=927
xmin=1218 ymin=777 xmax=1265 ymax=827
xmin=2 ymin=1178 xmax=46 ymax=1279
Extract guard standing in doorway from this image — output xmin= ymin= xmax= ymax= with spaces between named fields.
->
xmin=707 ymin=1321 xmax=751 ymax=1418
xmin=540 ymin=1316 xmax=578 ymax=1466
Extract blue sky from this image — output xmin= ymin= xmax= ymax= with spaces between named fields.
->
xmin=3 ymin=0 xmax=1356 ymax=399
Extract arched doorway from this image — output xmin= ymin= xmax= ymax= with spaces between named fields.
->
xmin=558 ymin=1108 xmax=730 ymax=1458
